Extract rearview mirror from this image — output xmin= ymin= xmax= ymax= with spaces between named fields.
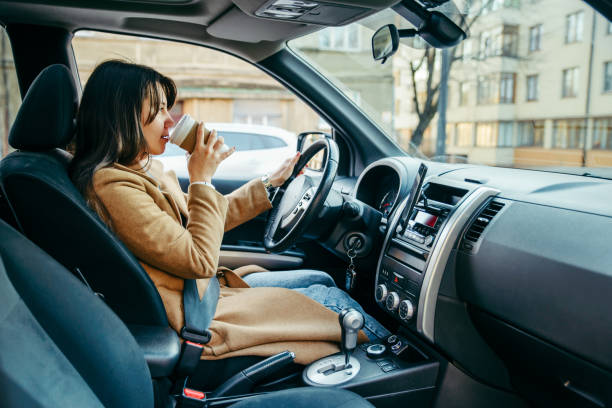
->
xmin=372 ymin=24 xmax=399 ymax=63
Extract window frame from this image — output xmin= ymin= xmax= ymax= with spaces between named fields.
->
xmin=528 ymin=24 xmax=542 ymax=52
xmin=562 ymin=67 xmax=579 ymax=98
xmin=526 ymin=74 xmax=539 ymax=101
xmin=565 ymin=10 xmax=584 ymax=44
xmin=499 ymin=72 xmax=516 ymax=104
xmin=604 ymin=61 xmax=612 ymax=93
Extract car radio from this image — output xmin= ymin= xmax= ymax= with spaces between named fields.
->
xmin=375 ymin=165 xmax=468 ymax=328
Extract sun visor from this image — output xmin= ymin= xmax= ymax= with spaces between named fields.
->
xmin=207 ymin=6 xmax=310 ymax=42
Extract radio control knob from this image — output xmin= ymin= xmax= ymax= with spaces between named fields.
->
xmin=375 ymin=284 xmax=388 ymax=303
xmin=385 ymin=292 xmax=400 ymax=311
xmin=399 ymin=299 xmax=414 ymax=321
xmin=424 ymin=235 xmax=434 ymax=246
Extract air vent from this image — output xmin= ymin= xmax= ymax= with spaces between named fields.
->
xmin=463 ymin=201 xmax=504 ymax=248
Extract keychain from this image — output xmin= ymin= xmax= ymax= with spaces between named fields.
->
xmin=344 ymin=239 xmax=361 ymax=291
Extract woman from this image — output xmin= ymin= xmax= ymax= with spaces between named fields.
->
xmin=69 ymin=59 xmax=388 ymax=364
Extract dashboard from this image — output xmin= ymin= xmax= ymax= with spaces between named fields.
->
xmin=350 ymin=158 xmax=612 ymax=407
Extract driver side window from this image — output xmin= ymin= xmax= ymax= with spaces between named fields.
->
xmin=71 ymin=31 xmax=329 ymax=179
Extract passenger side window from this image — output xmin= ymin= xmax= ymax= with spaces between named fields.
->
xmin=0 ymin=27 xmax=22 ymax=158
xmin=71 ymin=31 xmax=327 ymax=179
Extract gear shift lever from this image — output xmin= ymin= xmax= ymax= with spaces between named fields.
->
xmin=339 ymin=308 xmax=364 ymax=368
xmin=302 ymin=308 xmax=364 ymax=386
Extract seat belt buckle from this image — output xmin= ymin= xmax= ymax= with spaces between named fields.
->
xmin=181 ymin=326 xmax=212 ymax=344
xmin=176 ymin=339 xmax=204 ymax=376
xmin=177 ymin=387 xmax=208 ymax=408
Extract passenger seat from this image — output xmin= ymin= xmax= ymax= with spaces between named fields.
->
xmin=0 ymin=219 xmax=373 ymax=408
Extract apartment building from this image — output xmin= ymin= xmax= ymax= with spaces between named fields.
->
xmin=396 ymin=0 xmax=612 ymax=167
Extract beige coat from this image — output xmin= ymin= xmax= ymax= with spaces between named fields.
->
xmin=93 ymin=160 xmax=365 ymax=364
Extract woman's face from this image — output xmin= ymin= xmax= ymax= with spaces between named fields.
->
xmin=141 ymin=87 xmax=174 ymax=156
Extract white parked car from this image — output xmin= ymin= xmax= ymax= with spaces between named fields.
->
xmin=158 ymin=123 xmax=297 ymax=179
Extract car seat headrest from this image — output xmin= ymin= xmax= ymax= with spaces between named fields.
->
xmin=9 ymin=64 xmax=78 ymax=151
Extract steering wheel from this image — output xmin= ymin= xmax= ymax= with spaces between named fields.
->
xmin=264 ymin=137 xmax=339 ymax=252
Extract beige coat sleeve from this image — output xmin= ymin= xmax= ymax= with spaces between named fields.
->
xmin=94 ymin=170 xmax=228 ymax=280
xmin=223 ymin=178 xmax=273 ymax=231
xmin=184 ymin=178 xmax=273 ymax=232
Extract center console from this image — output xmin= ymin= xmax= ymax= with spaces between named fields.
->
xmin=374 ymin=166 xmax=500 ymax=341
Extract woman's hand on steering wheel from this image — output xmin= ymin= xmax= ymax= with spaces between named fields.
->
xmin=268 ymin=152 xmax=301 ymax=187
xmin=264 ymin=138 xmax=338 ymax=252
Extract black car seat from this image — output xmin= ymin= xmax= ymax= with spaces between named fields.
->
xmin=0 ymin=63 xmax=305 ymax=390
xmin=0 ymin=219 xmax=373 ymax=408
xmin=0 ymin=64 xmax=167 ymax=327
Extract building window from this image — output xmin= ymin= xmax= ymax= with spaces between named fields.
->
xmin=529 ymin=24 xmax=542 ymax=52
xmin=459 ymin=82 xmax=469 ymax=106
xmin=499 ymin=73 xmax=515 ymax=103
xmin=482 ymin=0 xmax=520 ymax=14
xmin=604 ymin=62 xmax=612 ymax=93
xmin=456 ymin=123 xmax=473 ymax=146
xmin=526 ymin=74 xmax=539 ymax=101
xmin=517 ymin=120 xmax=545 ymax=146
xmin=477 ymin=75 xmax=493 ymax=104
xmin=480 ymin=32 xmax=493 ymax=58
xmin=498 ymin=121 xmax=514 ymax=147
xmin=562 ymin=67 xmax=579 ymax=98
xmin=479 ymin=25 xmax=519 ymax=58
xmin=501 ymin=25 xmax=519 ymax=57
xmin=476 ymin=122 xmax=497 ymax=147
xmin=552 ymin=118 xmax=585 ymax=148
xmin=608 ymin=21 xmax=612 ymax=35
xmin=565 ymin=11 xmax=584 ymax=43
xmin=233 ymin=99 xmax=282 ymax=127
xmin=592 ymin=117 xmax=612 ymax=149
xmin=318 ymin=26 xmax=360 ymax=51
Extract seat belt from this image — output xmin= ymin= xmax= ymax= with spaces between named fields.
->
xmin=175 ymin=276 xmax=220 ymax=378
xmin=181 ymin=276 xmax=220 ymax=344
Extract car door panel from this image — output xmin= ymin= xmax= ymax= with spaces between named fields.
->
xmin=175 ymin=174 xmax=306 ymax=269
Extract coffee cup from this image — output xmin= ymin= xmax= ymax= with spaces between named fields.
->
xmin=169 ymin=114 xmax=229 ymax=154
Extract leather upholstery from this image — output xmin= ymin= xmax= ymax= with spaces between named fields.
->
xmin=0 ymin=64 xmax=168 ymax=326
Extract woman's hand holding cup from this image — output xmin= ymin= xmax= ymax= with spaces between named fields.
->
xmin=188 ymin=122 xmax=235 ymax=183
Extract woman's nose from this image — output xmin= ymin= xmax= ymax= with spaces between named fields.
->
xmin=166 ymin=113 xmax=175 ymax=127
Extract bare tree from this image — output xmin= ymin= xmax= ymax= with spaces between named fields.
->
xmin=407 ymin=0 xmax=490 ymax=148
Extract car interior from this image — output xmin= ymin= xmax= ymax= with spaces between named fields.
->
xmin=0 ymin=0 xmax=611 ymax=407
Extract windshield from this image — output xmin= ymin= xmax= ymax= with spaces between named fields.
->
xmin=289 ymin=0 xmax=612 ymax=176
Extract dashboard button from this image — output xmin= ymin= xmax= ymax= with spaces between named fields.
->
xmin=399 ymin=299 xmax=414 ymax=321
xmin=366 ymin=344 xmax=387 ymax=359
xmin=375 ymin=284 xmax=388 ymax=303
xmin=385 ymin=292 xmax=400 ymax=311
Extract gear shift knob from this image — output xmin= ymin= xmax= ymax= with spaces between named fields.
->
xmin=339 ymin=308 xmax=364 ymax=367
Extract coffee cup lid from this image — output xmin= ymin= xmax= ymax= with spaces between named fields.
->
xmin=170 ymin=114 xmax=193 ymax=145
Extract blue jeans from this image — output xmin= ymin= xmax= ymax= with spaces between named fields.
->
xmin=242 ymin=269 xmax=336 ymax=289
xmin=243 ymin=270 xmax=390 ymax=341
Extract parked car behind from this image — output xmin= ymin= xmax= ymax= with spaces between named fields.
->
xmin=158 ymin=122 xmax=297 ymax=179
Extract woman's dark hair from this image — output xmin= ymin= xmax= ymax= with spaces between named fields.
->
xmin=69 ymin=59 xmax=176 ymax=222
